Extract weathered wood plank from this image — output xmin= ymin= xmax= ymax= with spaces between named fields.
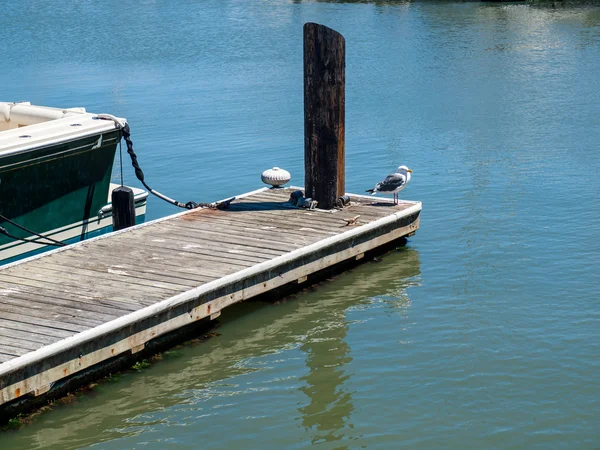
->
xmin=0 ymin=325 xmax=66 ymax=346
xmin=0 ymin=281 xmax=139 ymax=313
xmin=0 ymin=353 xmax=15 ymax=363
xmin=0 ymin=283 xmax=137 ymax=318
xmin=193 ymin=201 xmax=379 ymax=228
xmin=0 ymin=335 xmax=43 ymax=353
xmin=0 ymin=294 xmax=118 ymax=321
xmin=91 ymin=232 xmax=283 ymax=261
xmin=27 ymin=262 xmax=195 ymax=292
xmin=176 ymin=213 xmax=341 ymax=238
xmin=172 ymin=214 xmax=336 ymax=238
xmin=177 ymin=214 xmax=349 ymax=239
xmin=0 ymin=273 xmax=160 ymax=307
xmin=254 ymin=188 xmax=405 ymax=210
xmin=0 ymin=344 xmax=27 ymax=358
xmin=89 ymin=225 xmax=283 ymax=257
xmin=0 ymin=301 xmax=106 ymax=329
xmin=120 ymin=229 xmax=279 ymax=262
xmin=45 ymin=255 xmax=199 ymax=286
xmin=154 ymin=222 xmax=314 ymax=249
xmin=0 ymin=311 xmax=87 ymax=333
xmin=170 ymin=194 xmax=393 ymax=231
xmin=76 ymin=248 xmax=247 ymax=281
xmin=90 ymin=239 xmax=257 ymax=272
xmin=97 ymin=233 xmax=289 ymax=266
xmin=237 ymin=194 xmax=403 ymax=221
xmin=44 ymin=257 xmax=216 ymax=287
xmin=243 ymin=188 xmax=401 ymax=208
xmin=0 ymin=318 xmax=74 ymax=340
xmin=147 ymin=223 xmax=303 ymax=252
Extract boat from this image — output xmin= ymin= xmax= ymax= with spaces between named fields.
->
xmin=0 ymin=102 xmax=148 ymax=264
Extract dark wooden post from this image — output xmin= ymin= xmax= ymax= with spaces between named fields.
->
xmin=304 ymin=23 xmax=345 ymax=210
xmin=112 ymin=186 xmax=136 ymax=231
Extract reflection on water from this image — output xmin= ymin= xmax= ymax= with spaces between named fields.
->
xmin=3 ymin=248 xmax=420 ymax=450
xmin=298 ymin=248 xmax=420 ymax=447
xmin=298 ymin=309 xmax=354 ymax=447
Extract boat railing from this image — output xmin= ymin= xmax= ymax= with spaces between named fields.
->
xmin=0 ymin=102 xmax=86 ymax=130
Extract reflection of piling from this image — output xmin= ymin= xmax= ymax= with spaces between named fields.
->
xmin=303 ymin=23 xmax=345 ymax=210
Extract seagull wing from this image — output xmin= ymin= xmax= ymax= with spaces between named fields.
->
xmin=375 ymin=173 xmax=406 ymax=192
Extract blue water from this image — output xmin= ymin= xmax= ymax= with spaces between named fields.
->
xmin=1 ymin=1 xmax=599 ymax=448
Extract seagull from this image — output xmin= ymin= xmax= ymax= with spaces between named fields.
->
xmin=366 ymin=165 xmax=413 ymax=205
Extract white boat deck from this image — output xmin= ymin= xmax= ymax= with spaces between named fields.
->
xmin=0 ymin=102 xmax=123 ymax=156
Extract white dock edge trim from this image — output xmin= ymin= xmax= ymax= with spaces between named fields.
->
xmin=0 ymin=197 xmax=421 ymax=377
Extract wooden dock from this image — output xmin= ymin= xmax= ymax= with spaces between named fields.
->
xmin=0 ymin=187 xmax=420 ymax=414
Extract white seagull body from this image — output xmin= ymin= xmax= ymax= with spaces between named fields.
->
xmin=366 ymin=165 xmax=413 ymax=204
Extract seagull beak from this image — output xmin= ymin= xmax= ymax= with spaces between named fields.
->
xmin=407 ymin=169 xmax=413 ymax=173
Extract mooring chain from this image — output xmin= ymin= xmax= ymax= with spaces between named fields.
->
xmin=98 ymin=115 xmax=233 ymax=210
xmin=120 ymin=122 xmax=196 ymax=209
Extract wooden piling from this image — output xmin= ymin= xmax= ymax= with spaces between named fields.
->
xmin=303 ymin=23 xmax=345 ymax=210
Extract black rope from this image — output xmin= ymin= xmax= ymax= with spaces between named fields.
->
xmin=0 ymin=215 xmax=66 ymax=247
xmin=0 ymin=227 xmax=65 ymax=247
xmin=97 ymin=116 xmax=234 ymax=210
xmin=119 ymin=139 xmax=124 ymax=186
xmin=121 ymin=123 xmax=200 ymax=209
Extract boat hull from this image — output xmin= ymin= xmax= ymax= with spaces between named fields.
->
xmin=0 ymin=129 xmax=120 ymax=226
xmin=0 ymin=185 xmax=148 ymax=265
xmin=0 ymin=129 xmax=147 ymax=264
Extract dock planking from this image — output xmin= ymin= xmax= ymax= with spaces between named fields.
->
xmin=0 ymin=186 xmax=420 ymax=411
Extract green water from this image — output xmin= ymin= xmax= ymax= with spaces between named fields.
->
xmin=1 ymin=0 xmax=599 ymax=448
